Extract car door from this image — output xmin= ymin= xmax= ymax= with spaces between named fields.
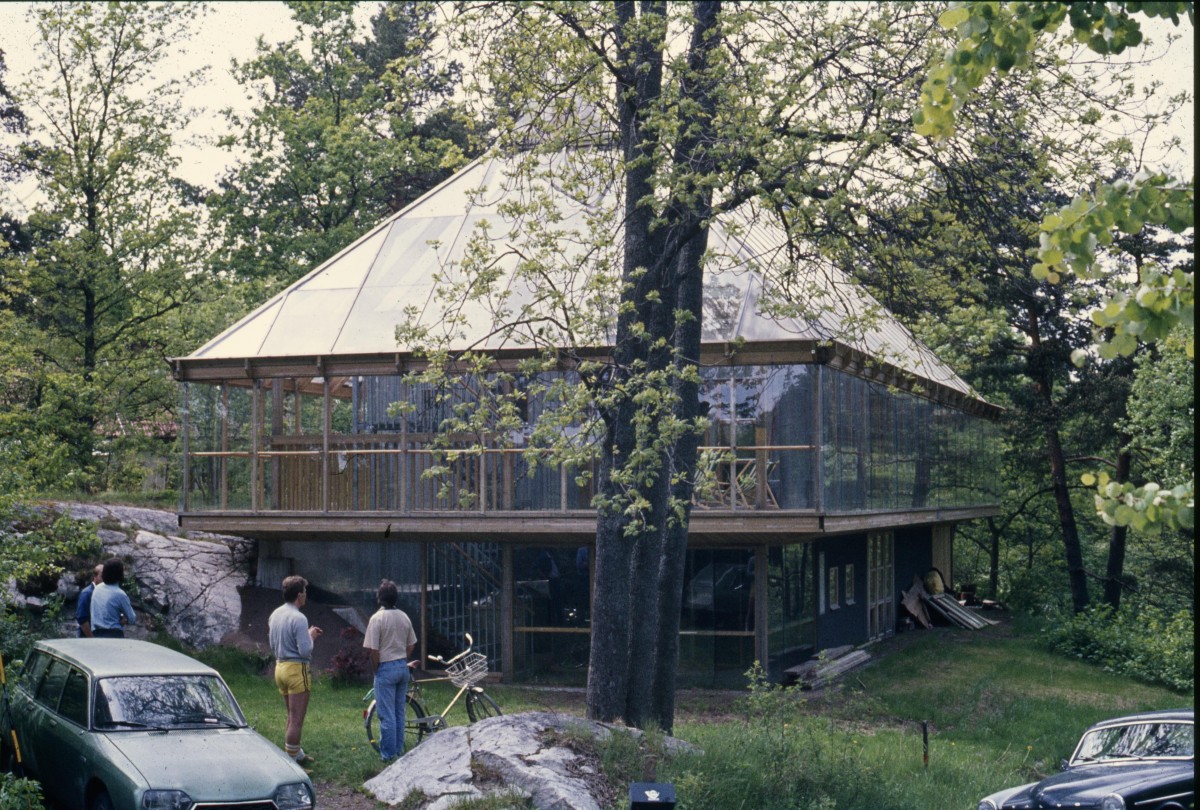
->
xmin=25 ymin=657 xmax=86 ymax=806
xmin=7 ymin=650 xmax=50 ymax=775
xmin=44 ymin=664 xmax=93 ymax=807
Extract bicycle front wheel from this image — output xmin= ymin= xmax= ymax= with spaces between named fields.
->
xmin=465 ymin=689 xmax=502 ymax=722
xmin=366 ymin=692 xmax=429 ymax=754
xmin=405 ymin=693 xmax=429 ymax=751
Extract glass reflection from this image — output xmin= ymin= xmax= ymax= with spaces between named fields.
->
xmin=1074 ymin=722 xmax=1194 ymax=762
xmin=94 ymin=676 xmax=246 ymax=730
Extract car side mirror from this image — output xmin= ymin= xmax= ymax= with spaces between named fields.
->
xmin=1060 ymin=759 xmax=1068 ymax=770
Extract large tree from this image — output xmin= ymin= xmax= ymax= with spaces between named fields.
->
xmin=406 ymin=1 xmax=1020 ymax=730
xmin=0 ymin=2 xmax=210 ymax=489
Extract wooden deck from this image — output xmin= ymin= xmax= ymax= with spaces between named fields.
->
xmin=177 ymin=505 xmax=997 ymax=544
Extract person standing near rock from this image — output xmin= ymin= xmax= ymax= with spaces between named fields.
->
xmin=76 ymin=563 xmax=103 ymax=637
xmin=90 ymin=558 xmax=136 ymax=638
xmin=363 ymin=579 xmax=417 ymax=762
xmin=268 ymin=575 xmax=322 ymax=766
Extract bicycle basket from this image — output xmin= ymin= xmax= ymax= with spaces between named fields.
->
xmin=446 ymin=652 xmax=489 ymax=687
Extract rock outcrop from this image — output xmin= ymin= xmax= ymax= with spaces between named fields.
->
xmin=56 ymin=503 xmax=254 ymax=648
xmin=364 ymin=711 xmax=696 ymax=810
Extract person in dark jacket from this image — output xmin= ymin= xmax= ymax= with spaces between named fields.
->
xmin=76 ymin=563 xmax=103 ymax=637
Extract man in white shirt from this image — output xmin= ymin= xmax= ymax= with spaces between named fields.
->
xmin=363 ymin=579 xmax=417 ymax=761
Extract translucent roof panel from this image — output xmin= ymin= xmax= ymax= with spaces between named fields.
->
xmin=187 ymin=150 xmax=981 ymax=400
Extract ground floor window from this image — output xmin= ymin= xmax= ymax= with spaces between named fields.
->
xmin=767 ymin=543 xmax=816 ymax=680
xmin=512 ymin=545 xmax=591 ymax=684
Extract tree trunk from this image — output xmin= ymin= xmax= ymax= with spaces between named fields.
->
xmin=986 ymin=516 xmax=1000 ymax=600
xmin=1028 ymin=312 xmax=1089 ymax=613
xmin=1102 ymin=437 xmax=1133 ymax=609
xmin=586 ymin=0 xmax=668 ymax=727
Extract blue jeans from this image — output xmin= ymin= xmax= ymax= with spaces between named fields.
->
xmin=374 ymin=659 xmax=410 ymax=760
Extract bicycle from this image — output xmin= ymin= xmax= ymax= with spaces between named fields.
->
xmin=363 ymin=633 xmax=502 ymax=754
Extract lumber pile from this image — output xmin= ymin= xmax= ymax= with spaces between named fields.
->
xmin=785 ymin=645 xmax=872 ymax=689
xmin=900 ymin=574 xmax=999 ymax=630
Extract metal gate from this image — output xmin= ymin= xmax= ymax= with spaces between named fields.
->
xmin=424 ymin=542 xmax=502 ymax=670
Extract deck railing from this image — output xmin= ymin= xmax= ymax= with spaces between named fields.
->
xmin=183 ymin=434 xmax=817 ymax=514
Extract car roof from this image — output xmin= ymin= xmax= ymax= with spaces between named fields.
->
xmin=1087 ymin=709 xmax=1195 ymax=730
xmin=33 ymin=639 xmax=218 ymax=679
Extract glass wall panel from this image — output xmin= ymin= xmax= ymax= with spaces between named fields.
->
xmin=184 ymin=364 xmax=997 ymax=515
xmin=698 ymin=365 xmax=817 ymax=510
xmin=511 ymin=545 xmax=591 ymax=685
xmin=183 ymin=383 xmax=255 ymax=511
xmin=819 ymin=367 xmax=999 ymax=512
xmin=278 ymin=539 xmax=502 ymax=668
xmin=677 ymin=548 xmax=757 ymax=688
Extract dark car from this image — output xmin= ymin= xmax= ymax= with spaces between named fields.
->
xmin=1 ymin=639 xmax=314 ymax=810
xmin=978 ymin=709 xmax=1194 ymax=810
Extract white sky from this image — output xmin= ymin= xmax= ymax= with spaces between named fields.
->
xmin=0 ymin=1 xmax=1193 ymax=214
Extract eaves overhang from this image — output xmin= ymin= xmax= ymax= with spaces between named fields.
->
xmin=170 ymin=336 xmax=1001 ymax=420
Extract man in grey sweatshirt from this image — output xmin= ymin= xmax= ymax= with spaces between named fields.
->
xmin=268 ymin=575 xmax=323 ymax=765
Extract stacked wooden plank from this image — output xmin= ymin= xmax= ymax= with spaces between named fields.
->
xmin=785 ymin=645 xmax=872 ymax=689
xmin=901 ymin=573 xmax=999 ymax=630
xmin=924 ymin=592 xmax=998 ymax=629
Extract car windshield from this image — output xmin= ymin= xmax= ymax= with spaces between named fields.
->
xmin=94 ymin=675 xmax=246 ymax=730
xmin=1072 ymin=721 xmax=1194 ymax=763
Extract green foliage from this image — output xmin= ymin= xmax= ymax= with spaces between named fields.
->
xmin=918 ymin=0 xmax=1195 ymax=544
xmin=1084 ymin=473 xmax=1194 ymax=533
xmin=0 ymin=773 xmax=43 ymax=810
xmin=1039 ymin=604 xmax=1195 ymax=692
xmin=915 ymin=1 xmax=1193 ymax=139
xmin=0 ymin=501 xmax=99 ymax=603
xmin=0 ymin=610 xmax=39 ymax=666
xmin=2 ymin=2 xmax=211 ymax=491
xmin=210 ymin=1 xmax=480 ymax=287
xmin=1038 ymin=174 xmax=1194 ymax=360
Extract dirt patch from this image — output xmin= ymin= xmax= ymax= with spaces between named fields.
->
xmin=314 ymin=781 xmax=385 ymax=810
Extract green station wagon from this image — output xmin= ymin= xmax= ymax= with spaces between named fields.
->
xmin=1 ymin=639 xmax=314 ymax=810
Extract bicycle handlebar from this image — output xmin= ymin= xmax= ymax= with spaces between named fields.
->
xmin=427 ymin=632 xmax=474 ymax=666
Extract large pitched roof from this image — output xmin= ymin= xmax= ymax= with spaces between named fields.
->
xmin=183 ymin=151 xmax=988 ymax=408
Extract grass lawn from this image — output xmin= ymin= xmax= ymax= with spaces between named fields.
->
xmin=197 ymin=619 xmax=1193 ymax=810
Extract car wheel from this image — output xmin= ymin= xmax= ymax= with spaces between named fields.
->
xmin=91 ymin=789 xmax=114 ymax=810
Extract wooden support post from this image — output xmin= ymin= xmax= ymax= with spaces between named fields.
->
xmin=271 ymin=379 xmax=284 ymax=510
xmin=180 ymin=382 xmax=190 ymax=512
xmin=251 ymin=382 xmax=261 ymax=513
xmin=322 ymin=378 xmax=330 ymax=513
xmin=501 ymin=545 xmax=514 ymax=683
xmin=755 ymin=426 xmax=768 ymax=509
xmin=220 ymin=384 xmax=229 ymax=511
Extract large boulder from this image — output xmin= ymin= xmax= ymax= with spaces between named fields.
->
xmin=364 ymin=711 xmax=696 ymax=810
xmin=102 ymin=529 xmax=252 ymax=647
xmin=58 ymin=503 xmax=255 ymax=648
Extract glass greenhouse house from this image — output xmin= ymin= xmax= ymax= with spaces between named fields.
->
xmin=173 ymin=152 xmax=1000 ymax=686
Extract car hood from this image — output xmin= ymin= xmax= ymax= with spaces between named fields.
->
xmin=107 ymin=729 xmax=309 ymax=799
xmin=1028 ymin=760 xmax=1193 ymax=807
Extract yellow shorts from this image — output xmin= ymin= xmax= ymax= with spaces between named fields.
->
xmin=274 ymin=661 xmax=312 ymax=696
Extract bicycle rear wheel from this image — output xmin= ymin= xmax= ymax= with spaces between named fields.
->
xmin=465 ymin=689 xmax=501 ymax=722
xmin=366 ymin=692 xmax=429 ymax=754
